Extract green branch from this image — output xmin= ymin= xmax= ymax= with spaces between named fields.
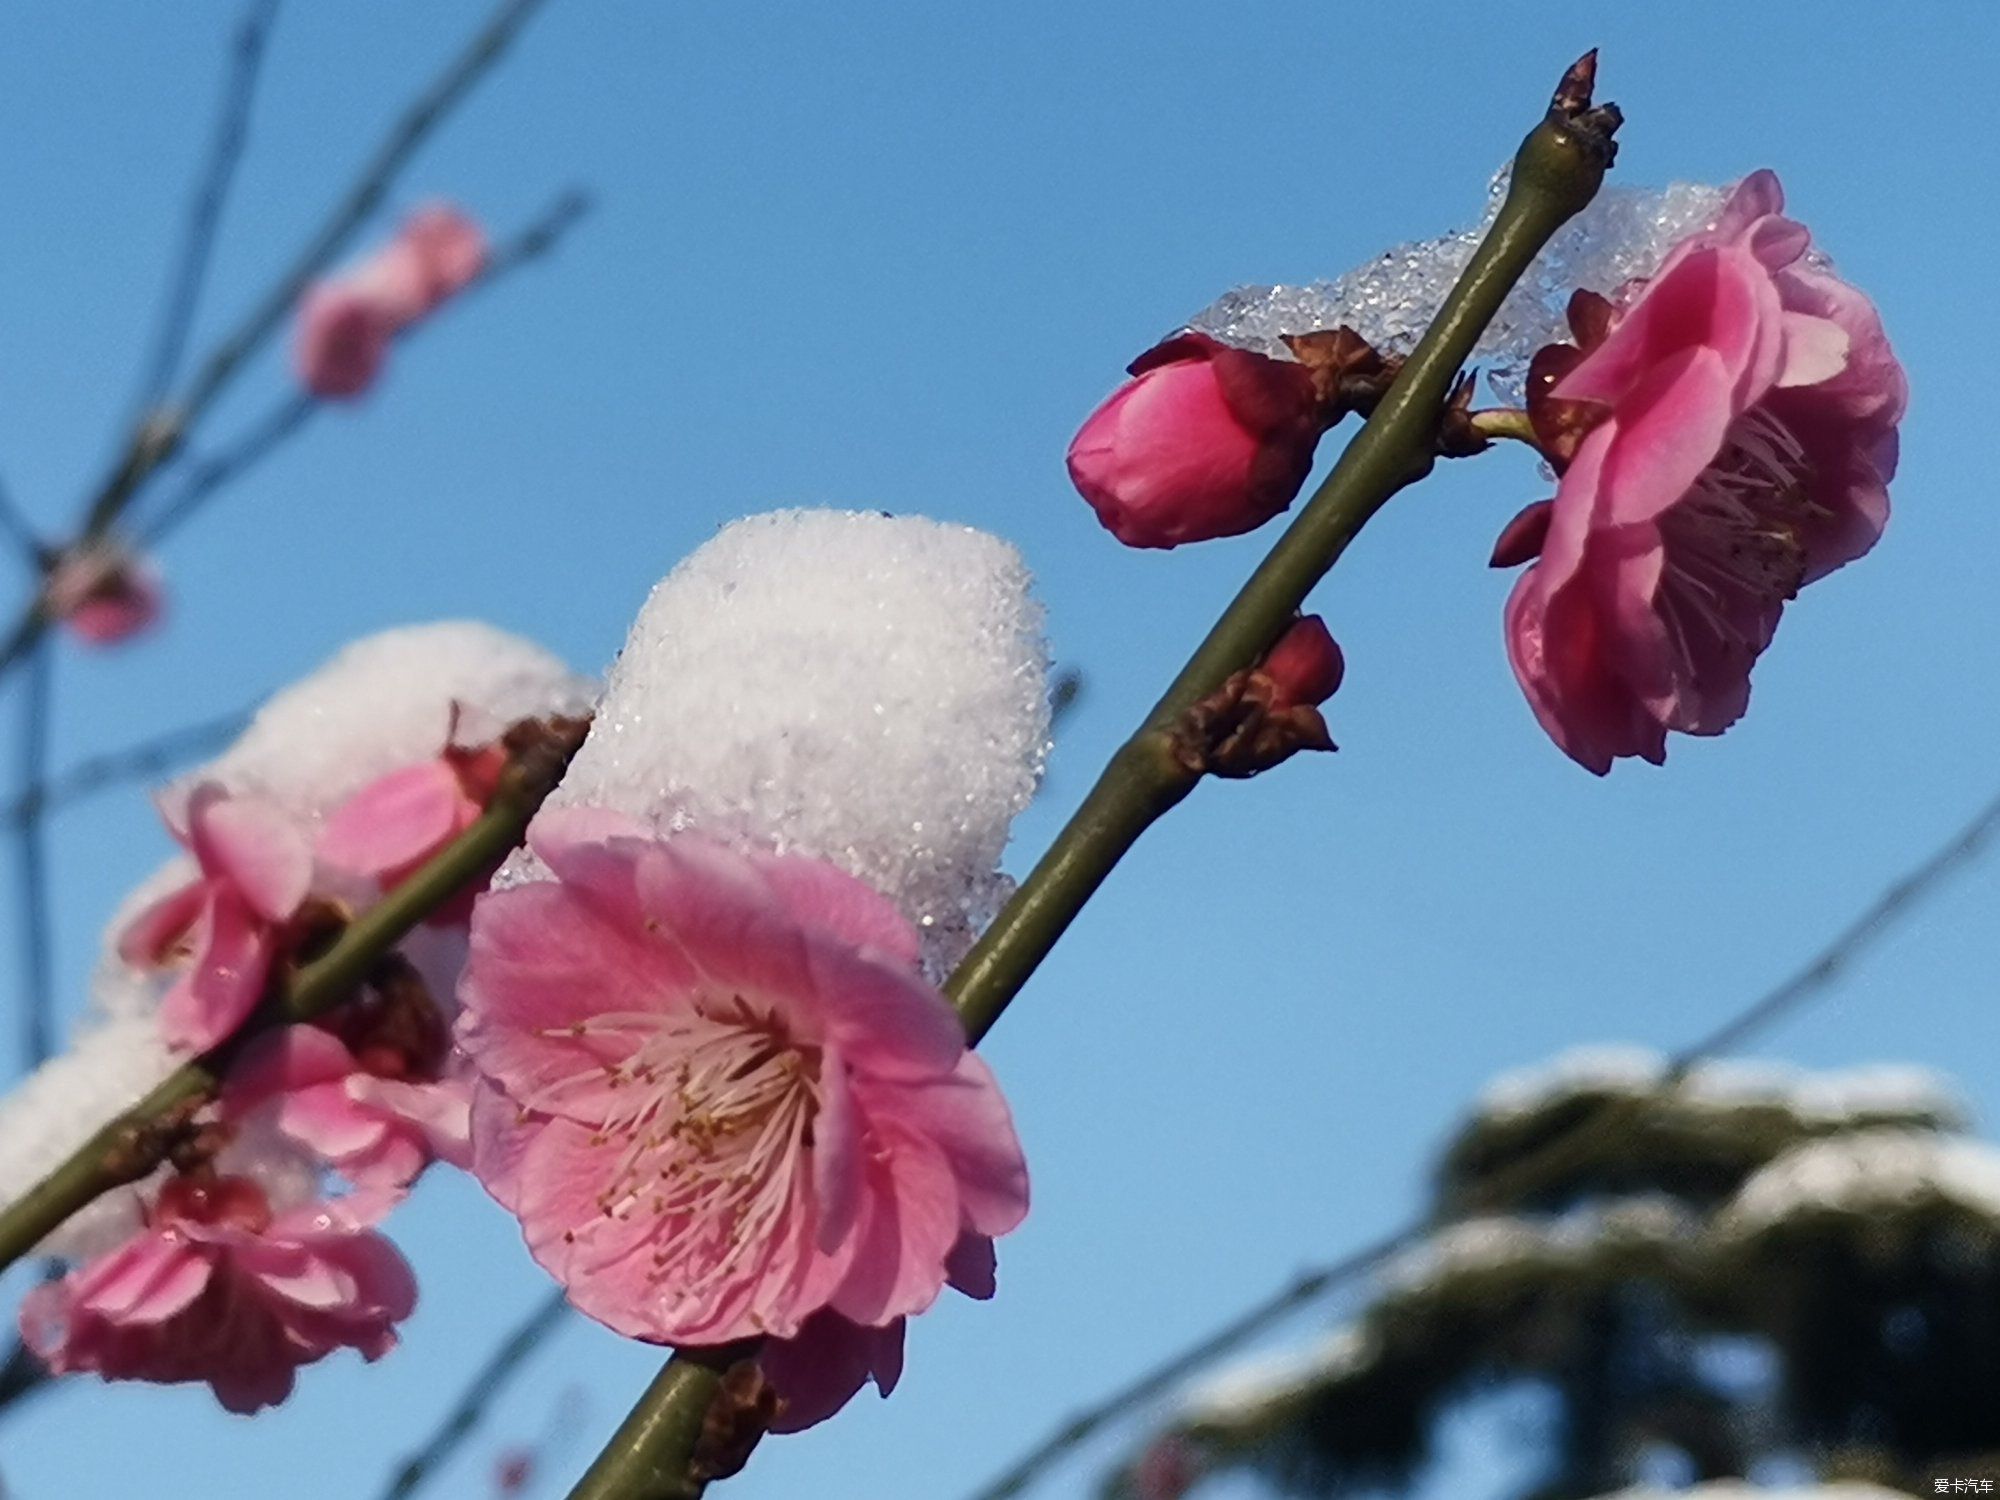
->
xmin=0 ymin=722 xmax=584 ymax=1272
xmin=560 ymin=52 xmax=1620 ymax=1500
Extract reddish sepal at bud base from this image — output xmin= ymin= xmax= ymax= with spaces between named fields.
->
xmin=1488 ymin=499 xmax=1554 ymax=569
xmin=1170 ymin=615 xmax=1343 ymax=778
xmin=1068 ymin=333 xmax=1325 ymax=549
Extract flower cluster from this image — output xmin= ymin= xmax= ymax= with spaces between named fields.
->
xmin=13 ymin=516 xmax=1049 ymax=1433
xmin=9 ymin=623 xmax=588 ymax=1410
xmin=1068 ymin=170 xmax=1904 ymax=773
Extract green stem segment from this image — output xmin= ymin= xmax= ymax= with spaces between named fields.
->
xmin=566 ymin=63 xmax=1618 ymax=1500
xmin=565 ymin=1346 xmax=753 ymax=1500
xmin=0 ymin=731 xmax=581 ymax=1272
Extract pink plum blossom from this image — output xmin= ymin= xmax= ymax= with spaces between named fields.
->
xmin=294 ymin=203 xmax=488 ymax=399
xmin=119 ymin=785 xmax=314 ymax=1052
xmin=457 ymin=813 xmax=1030 ymax=1369
xmin=318 ymin=742 xmax=510 ymax=924
xmin=1068 ymin=332 xmax=1326 ymax=548
xmin=19 ymin=1175 xmax=415 ymax=1413
xmin=222 ymin=1024 xmax=469 ymax=1189
xmin=43 ymin=543 xmax=163 ymax=646
xmin=1495 ymin=170 xmax=1906 ymax=773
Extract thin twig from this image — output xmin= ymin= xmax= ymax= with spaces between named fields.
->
xmin=1670 ymin=786 xmax=2000 ymax=1066
xmin=14 ymin=642 xmax=54 ymax=1070
xmin=0 ymin=0 xmax=559 ymax=687
xmin=380 ymin=1287 xmax=572 ymax=1500
xmin=163 ymin=0 xmax=555 ymax=446
xmin=960 ymin=784 xmax=2000 ymax=1500
xmin=0 ymin=708 xmax=250 ymax=831
xmin=138 ymin=188 xmax=590 ymax=548
xmin=130 ymin=0 xmax=282 ymax=422
xmin=0 ymin=472 xmax=43 ymax=565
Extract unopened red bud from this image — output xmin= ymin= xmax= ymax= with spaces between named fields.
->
xmin=1260 ymin=615 xmax=1344 ymax=709
xmin=1067 ymin=333 xmax=1325 ymax=549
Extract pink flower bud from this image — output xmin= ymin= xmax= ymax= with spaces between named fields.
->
xmin=1260 ymin=615 xmax=1344 ymax=709
xmin=295 ymin=285 xmax=395 ymax=399
xmin=292 ymin=203 xmax=488 ymax=400
xmin=44 ymin=544 xmax=163 ymax=646
xmin=1067 ymin=333 xmax=1324 ymax=548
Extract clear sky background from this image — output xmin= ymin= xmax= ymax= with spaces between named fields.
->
xmin=1 ymin=4 xmax=1997 ymax=1499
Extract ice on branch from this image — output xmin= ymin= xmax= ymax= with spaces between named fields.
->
xmin=170 ymin=620 xmax=596 ymax=831
xmin=530 ymin=509 xmax=1050 ymax=975
xmin=1187 ymin=174 xmax=1729 ymax=402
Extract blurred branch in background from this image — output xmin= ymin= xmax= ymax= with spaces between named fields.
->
xmin=0 ymin=708 xmax=252 ymax=832
xmin=0 ymin=472 xmax=44 ymax=567
xmin=380 ymin=1288 xmax=571 ymax=1500
xmin=13 ymin=643 xmax=56 ymax=1071
xmin=0 ymin=0 xmax=559 ymax=681
xmin=139 ymin=188 xmax=590 ymax=547
xmin=128 ymin=0 xmax=281 ymax=425
xmin=963 ymin=782 xmax=2000 ymax=1500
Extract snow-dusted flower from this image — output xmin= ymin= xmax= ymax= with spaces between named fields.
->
xmin=20 ymin=1177 xmax=415 ymax=1413
xmin=534 ymin=510 xmax=1047 ymax=979
xmin=294 ymin=204 xmax=488 ymax=399
xmin=178 ymin=621 xmax=593 ymax=833
xmin=1068 ymin=333 xmax=1326 ymax=549
xmin=44 ymin=543 xmax=163 ymax=646
xmin=458 ymin=814 xmax=1029 ymax=1361
xmin=118 ymin=786 xmax=313 ymax=1052
xmin=1494 ymin=171 xmax=1906 ymax=773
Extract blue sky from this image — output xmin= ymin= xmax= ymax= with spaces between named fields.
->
xmin=2 ymin=4 xmax=1997 ymax=1499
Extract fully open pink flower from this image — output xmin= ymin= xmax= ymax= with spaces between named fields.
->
xmin=223 ymin=1026 xmax=470 ymax=1189
xmin=1496 ymin=171 xmax=1906 ymax=773
xmin=457 ymin=813 xmax=1030 ymax=1359
xmin=44 ymin=543 xmax=164 ymax=646
xmin=19 ymin=1177 xmax=415 ymax=1413
xmin=294 ymin=203 xmax=488 ymax=400
xmin=119 ymin=786 xmax=313 ymax=1051
xmin=1069 ymin=333 xmax=1325 ymax=548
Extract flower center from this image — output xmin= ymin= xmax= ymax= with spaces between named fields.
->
xmin=589 ymin=996 xmax=822 ymax=1317
xmin=1654 ymin=407 xmax=1818 ymax=662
